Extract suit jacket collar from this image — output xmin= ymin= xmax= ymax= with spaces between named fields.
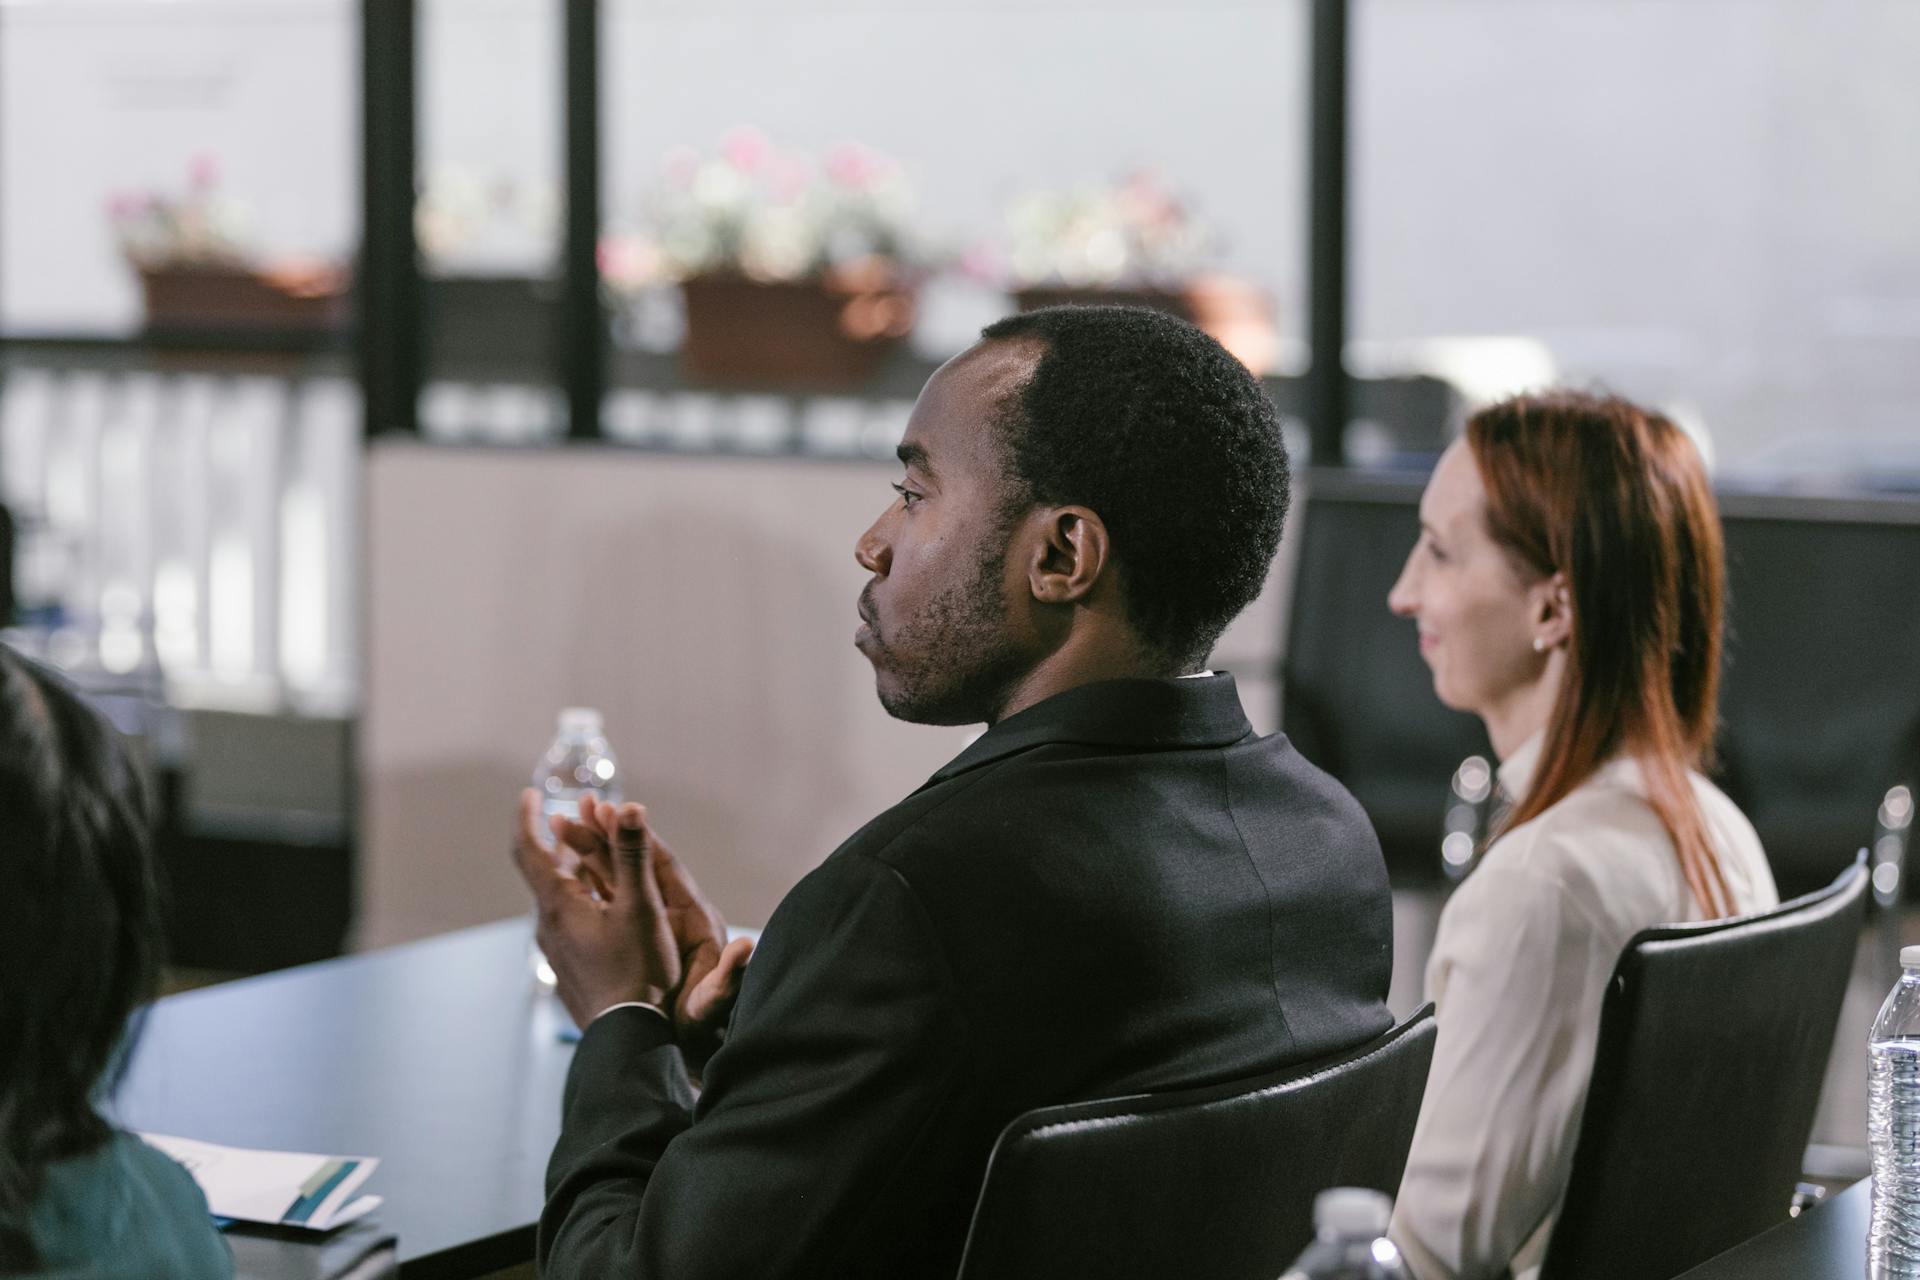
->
xmin=923 ymin=673 xmax=1254 ymax=787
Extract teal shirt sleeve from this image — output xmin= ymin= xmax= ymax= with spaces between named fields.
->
xmin=27 ymin=1131 xmax=233 ymax=1279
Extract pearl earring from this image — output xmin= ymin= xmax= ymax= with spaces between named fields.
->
xmin=1532 ymin=636 xmax=1547 ymax=653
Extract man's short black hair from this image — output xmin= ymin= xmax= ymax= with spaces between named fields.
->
xmin=979 ymin=305 xmax=1290 ymax=669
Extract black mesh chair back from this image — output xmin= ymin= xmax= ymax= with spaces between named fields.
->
xmin=1538 ymin=857 xmax=1868 ymax=1280
xmin=955 ymin=1006 xmax=1437 ymax=1280
xmin=1279 ymin=470 xmax=1490 ymax=878
xmin=1714 ymin=497 xmax=1920 ymax=897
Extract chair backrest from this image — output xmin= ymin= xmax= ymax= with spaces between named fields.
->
xmin=1538 ymin=856 xmax=1868 ymax=1280
xmin=955 ymin=1006 xmax=1437 ymax=1280
xmin=1279 ymin=469 xmax=1490 ymax=877
xmin=1715 ymin=496 xmax=1920 ymax=897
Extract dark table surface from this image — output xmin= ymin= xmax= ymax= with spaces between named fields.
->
xmin=115 ymin=917 xmax=573 ymax=1280
xmin=1677 ymin=1178 xmax=1868 ymax=1278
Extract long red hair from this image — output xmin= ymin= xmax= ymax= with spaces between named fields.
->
xmin=1468 ymin=391 xmax=1735 ymax=919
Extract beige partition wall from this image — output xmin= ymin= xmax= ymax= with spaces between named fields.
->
xmin=359 ymin=441 xmax=1296 ymax=949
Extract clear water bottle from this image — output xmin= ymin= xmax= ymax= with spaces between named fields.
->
xmin=1278 ymin=1188 xmax=1409 ymax=1280
xmin=528 ymin=707 xmax=620 ymax=986
xmin=1870 ymin=945 xmax=1920 ymax=1277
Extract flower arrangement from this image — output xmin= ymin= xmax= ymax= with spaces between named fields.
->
xmin=107 ymin=155 xmax=346 ymax=331
xmin=998 ymin=170 xmax=1212 ymax=289
xmin=603 ymin=130 xmax=924 ymax=387
xmin=416 ymin=169 xmax=561 ymax=272
xmin=602 ymin=129 xmax=921 ymax=289
xmin=990 ymin=170 xmax=1277 ymax=375
xmin=108 ymin=155 xmax=251 ymax=269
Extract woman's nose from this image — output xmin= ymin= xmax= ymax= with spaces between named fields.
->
xmin=1387 ymin=553 xmax=1420 ymax=617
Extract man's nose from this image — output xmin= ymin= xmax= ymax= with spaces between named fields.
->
xmin=855 ymin=517 xmax=890 ymax=576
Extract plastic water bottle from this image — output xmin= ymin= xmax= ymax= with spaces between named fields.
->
xmin=1278 ymin=1188 xmax=1409 ymax=1280
xmin=528 ymin=707 xmax=621 ymax=986
xmin=1870 ymin=945 xmax=1920 ymax=1276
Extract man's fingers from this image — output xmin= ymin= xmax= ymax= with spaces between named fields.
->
xmin=553 ymin=818 xmax=608 ymax=860
xmin=605 ymin=803 xmax=668 ymax=920
xmin=633 ymin=819 xmax=669 ymax=917
xmin=653 ymin=841 xmax=727 ymax=939
xmin=580 ymin=791 xmax=607 ymax=831
xmin=576 ymin=858 xmax=614 ymax=903
xmin=576 ymin=839 xmax=616 ymax=898
xmin=513 ymin=789 xmax=565 ymax=895
xmin=714 ymin=935 xmax=754 ymax=982
xmin=686 ymin=936 xmax=752 ymax=1003
xmin=607 ymin=802 xmax=650 ymax=885
xmin=683 ymin=936 xmax=754 ymax=1023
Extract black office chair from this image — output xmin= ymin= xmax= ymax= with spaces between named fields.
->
xmin=1278 ymin=470 xmax=1495 ymax=882
xmin=1715 ymin=498 xmax=1920 ymax=899
xmin=954 ymin=1006 xmax=1437 ymax=1280
xmin=1537 ymin=856 xmax=1868 ymax=1280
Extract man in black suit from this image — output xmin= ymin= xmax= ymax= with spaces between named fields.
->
xmin=515 ymin=306 xmax=1393 ymax=1279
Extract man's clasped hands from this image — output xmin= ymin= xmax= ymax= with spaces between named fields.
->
xmin=513 ymin=790 xmax=756 ymax=1065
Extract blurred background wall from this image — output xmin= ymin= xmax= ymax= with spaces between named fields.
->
xmin=7 ymin=0 xmax=1916 ymax=468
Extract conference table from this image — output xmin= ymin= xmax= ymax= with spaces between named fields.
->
xmin=118 ymin=912 xmax=1879 ymax=1279
xmin=1677 ymin=1177 xmax=1869 ymax=1278
xmin=117 ymin=917 xmax=575 ymax=1280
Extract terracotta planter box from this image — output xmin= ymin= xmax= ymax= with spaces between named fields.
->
xmin=1015 ymin=276 xmax=1277 ymax=375
xmin=679 ymin=272 xmax=916 ymax=389
xmin=137 ymin=262 xmax=348 ymax=334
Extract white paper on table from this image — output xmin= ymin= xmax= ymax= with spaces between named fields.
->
xmin=139 ymin=1132 xmax=380 ymax=1232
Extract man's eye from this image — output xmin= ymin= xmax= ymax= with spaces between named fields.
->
xmin=891 ymin=483 xmax=920 ymax=508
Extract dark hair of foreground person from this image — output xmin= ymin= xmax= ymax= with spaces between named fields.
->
xmin=0 ymin=646 xmax=162 ymax=1269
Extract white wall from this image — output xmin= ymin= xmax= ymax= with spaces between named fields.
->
xmin=359 ymin=444 xmax=959 ymax=945
xmin=0 ymin=0 xmax=356 ymax=333
xmin=358 ymin=439 xmax=1293 ymax=946
xmin=1352 ymin=0 xmax=1920 ymax=469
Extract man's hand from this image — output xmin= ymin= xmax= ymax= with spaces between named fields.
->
xmin=565 ymin=795 xmax=754 ymax=1066
xmin=513 ymin=789 xmax=682 ymax=1029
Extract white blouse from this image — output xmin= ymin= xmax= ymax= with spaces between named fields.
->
xmin=1388 ymin=733 xmax=1778 ymax=1280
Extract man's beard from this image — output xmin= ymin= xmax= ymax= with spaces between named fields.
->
xmin=861 ymin=542 xmax=1029 ymax=727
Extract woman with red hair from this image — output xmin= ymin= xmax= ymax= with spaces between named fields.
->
xmin=1384 ymin=391 xmax=1777 ymax=1280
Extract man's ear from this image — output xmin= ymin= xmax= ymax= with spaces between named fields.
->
xmin=1027 ymin=506 xmax=1111 ymax=605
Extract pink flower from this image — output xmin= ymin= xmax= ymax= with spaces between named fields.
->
xmin=826 ymin=142 xmax=882 ymax=191
xmin=1118 ymin=169 xmax=1182 ymax=228
xmin=105 ymin=192 xmax=142 ymax=220
xmin=188 ymin=153 xmax=220 ymax=188
xmin=720 ymin=127 xmax=771 ymax=174
xmin=599 ymin=236 xmax=634 ymax=280
xmin=958 ymin=241 xmax=1002 ymax=284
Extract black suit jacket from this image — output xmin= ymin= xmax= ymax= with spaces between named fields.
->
xmin=541 ymin=674 xmax=1393 ymax=1278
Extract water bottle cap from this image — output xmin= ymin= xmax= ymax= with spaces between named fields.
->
xmin=558 ymin=707 xmax=603 ymax=734
xmin=1903 ymin=945 xmax=1920 ymax=970
xmin=1314 ymin=1186 xmax=1392 ymax=1237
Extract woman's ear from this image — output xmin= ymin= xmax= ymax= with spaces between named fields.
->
xmin=1533 ymin=570 xmax=1573 ymax=650
xmin=1028 ymin=506 xmax=1111 ymax=605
